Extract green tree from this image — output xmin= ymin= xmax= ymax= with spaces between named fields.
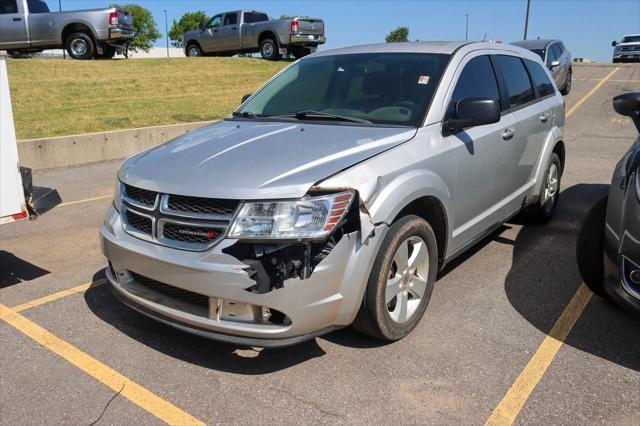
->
xmin=168 ymin=11 xmax=208 ymax=47
xmin=111 ymin=3 xmax=161 ymax=52
xmin=385 ymin=26 xmax=409 ymax=43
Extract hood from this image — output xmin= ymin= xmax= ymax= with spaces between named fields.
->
xmin=120 ymin=120 xmax=416 ymax=199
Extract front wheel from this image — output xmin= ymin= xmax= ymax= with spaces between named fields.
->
xmin=576 ymin=197 xmax=609 ymax=298
xmin=352 ymin=215 xmax=438 ymax=341
xmin=186 ymin=43 xmax=202 ymax=57
xmin=65 ymin=32 xmax=95 ymax=60
xmin=561 ymin=68 xmax=572 ymax=95
xmin=260 ymin=38 xmax=281 ymax=60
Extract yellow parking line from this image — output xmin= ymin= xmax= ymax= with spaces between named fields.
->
xmin=485 ymin=68 xmax=620 ymax=426
xmin=57 ymin=195 xmax=112 ymax=208
xmin=11 ymin=278 xmax=106 ymax=313
xmin=0 ymin=303 xmax=205 ymax=426
xmin=574 ymin=78 xmax=640 ymax=83
xmin=485 ymin=284 xmax=592 ymax=425
xmin=566 ymin=68 xmax=620 ymax=118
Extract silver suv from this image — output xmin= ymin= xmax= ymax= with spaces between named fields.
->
xmin=101 ymin=42 xmax=565 ymax=347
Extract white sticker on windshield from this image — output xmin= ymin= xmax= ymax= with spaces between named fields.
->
xmin=418 ymin=75 xmax=430 ymax=84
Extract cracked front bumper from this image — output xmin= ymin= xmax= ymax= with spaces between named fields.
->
xmin=99 ymin=205 xmax=386 ymax=346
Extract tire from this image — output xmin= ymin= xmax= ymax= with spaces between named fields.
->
xmin=560 ymin=68 xmax=572 ymax=95
xmin=576 ymin=197 xmax=609 ymax=298
xmin=523 ymin=152 xmax=562 ymax=223
xmin=96 ymin=45 xmax=116 ymax=59
xmin=186 ymin=43 xmax=202 ymax=57
xmin=293 ymin=47 xmax=311 ymax=59
xmin=65 ymin=32 xmax=95 ymax=60
xmin=352 ymin=215 xmax=438 ymax=341
xmin=612 ymin=59 xmax=619 ymax=64
xmin=260 ymin=38 xmax=280 ymax=60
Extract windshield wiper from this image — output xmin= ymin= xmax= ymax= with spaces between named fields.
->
xmin=232 ymin=111 xmax=256 ymax=118
xmin=268 ymin=110 xmax=372 ymax=124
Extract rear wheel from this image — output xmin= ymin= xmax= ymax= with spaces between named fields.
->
xmin=576 ymin=197 xmax=609 ymax=298
xmin=561 ymin=68 xmax=572 ymax=95
xmin=186 ymin=43 xmax=202 ymax=57
xmin=96 ymin=44 xmax=116 ymax=59
xmin=292 ymin=47 xmax=311 ymax=59
xmin=523 ymin=152 xmax=562 ymax=223
xmin=65 ymin=32 xmax=95 ymax=60
xmin=260 ymin=38 xmax=280 ymax=60
xmin=352 ymin=215 xmax=438 ymax=341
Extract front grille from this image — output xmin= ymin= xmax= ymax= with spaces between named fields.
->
xmin=124 ymin=184 xmax=157 ymax=207
xmin=162 ymin=222 xmax=220 ymax=244
xmin=125 ymin=210 xmax=152 ymax=235
xmin=166 ymin=194 xmax=239 ymax=216
xmin=621 ymin=46 xmax=640 ymax=52
xmin=131 ymin=272 xmax=209 ymax=308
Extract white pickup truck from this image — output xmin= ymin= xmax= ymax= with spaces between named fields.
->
xmin=0 ymin=0 xmax=134 ymax=59
xmin=183 ymin=10 xmax=325 ymax=60
xmin=612 ymin=34 xmax=640 ymax=63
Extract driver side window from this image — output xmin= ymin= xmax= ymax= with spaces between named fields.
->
xmin=450 ymin=55 xmax=501 ymax=115
xmin=208 ymin=14 xmax=222 ymax=27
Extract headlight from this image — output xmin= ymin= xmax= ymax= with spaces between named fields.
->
xmin=113 ymin=179 xmax=123 ymax=211
xmin=229 ymin=191 xmax=354 ymax=240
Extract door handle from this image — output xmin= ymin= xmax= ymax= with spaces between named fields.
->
xmin=539 ymin=113 xmax=550 ymax=123
xmin=231 ymin=27 xmax=237 ymax=30
xmin=501 ymin=128 xmax=515 ymax=141
xmin=13 ymin=17 xmax=22 ymax=21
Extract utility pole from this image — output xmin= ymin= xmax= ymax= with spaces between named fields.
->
xmin=163 ymin=10 xmax=169 ymax=58
xmin=465 ymin=14 xmax=469 ymax=41
xmin=59 ymin=0 xmax=65 ymax=59
xmin=523 ymin=0 xmax=531 ymax=40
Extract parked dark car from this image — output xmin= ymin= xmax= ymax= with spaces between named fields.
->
xmin=512 ymin=39 xmax=572 ymax=95
xmin=577 ymin=92 xmax=640 ymax=315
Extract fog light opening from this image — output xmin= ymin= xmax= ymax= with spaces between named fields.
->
xmin=629 ymin=269 xmax=640 ymax=285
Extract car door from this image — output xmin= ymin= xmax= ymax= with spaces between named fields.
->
xmin=494 ymin=55 xmax=548 ymax=194
xmin=26 ymin=0 xmax=58 ymax=47
xmin=442 ymin=53 xmax=518 ymax=245
xmin=0 ymin=0 xmax=29 ymax=49
xmin=199 ymin=14 xmax=223 ymax=52
xmin=545 ymin=43 xmax=562 ymax=87
xmin=216 ymin=12 xmax=240 ymax=52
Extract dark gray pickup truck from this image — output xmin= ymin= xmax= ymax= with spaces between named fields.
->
xmin=0 ymin=0 xmax=134 ymax=59
xmin=183 ymin=10 xmax=325 ymax=60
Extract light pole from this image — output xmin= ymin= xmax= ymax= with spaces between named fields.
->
xmin=59 ymin=0 xmax=65 ymax=58
xmin=523 ymin=0 xmax=531 ymax=40
xmin=465 ymin=14 xmax=469 ymax=41
xmin=163 ymin=10 xmax=169 ymax=58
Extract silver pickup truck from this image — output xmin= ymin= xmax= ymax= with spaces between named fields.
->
xmin=0 ymin=0 xmax=134 ymax=59
xmin=183 ymin=10 xmax=325 ymax=60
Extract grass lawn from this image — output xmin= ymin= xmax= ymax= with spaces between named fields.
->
xmin=6 ymin=57 xmax=287 ymax=140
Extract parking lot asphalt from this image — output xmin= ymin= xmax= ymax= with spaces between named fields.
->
xmin=1 ymin=63 xmax=639 ymax=425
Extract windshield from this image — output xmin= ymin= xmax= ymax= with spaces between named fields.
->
xmin=531 ymin=49 xmax=546 ymax=61
xmin=237 ymin=53 xmax=450 ymax=127
xmin=621 ymin=35 xmax=640 ymax=43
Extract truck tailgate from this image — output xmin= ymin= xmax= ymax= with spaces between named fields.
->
xmin=295 ymin=18 xmax=324 ymax=35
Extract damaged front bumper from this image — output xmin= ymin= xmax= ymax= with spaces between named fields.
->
xmin=100 ymin=205 xmax=386 ymax=347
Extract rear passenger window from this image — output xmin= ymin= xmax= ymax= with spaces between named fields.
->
xmin=0 ymin=0 xmax=18 ymax=14
xmin=223 ymin=13 xmax=237 ymax=26
xmin=525 ymin=59 xmax=555 ymax=97
xmin=495 ymin=55 xmax=535 ymax=110
xmin=451 ymin=55 xmax=500 ymax=106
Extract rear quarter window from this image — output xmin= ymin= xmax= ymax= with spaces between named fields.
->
xmin=495 ymin=55 xmax=535 ymax=110
xmin=524 ymin=59 xmax=555 ymax=97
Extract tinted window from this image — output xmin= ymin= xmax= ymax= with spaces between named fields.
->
xmin=551 ymin=43 xmax=563 ymax=58
xmin=27 ymin=0 xmax=49 ymax=13
xmin=223 ymin=13 xmax=237 ymax=26
xmin=622 ymin=35 xmax=640 ymax=43
xmin=531 ymin=49 xmax=545 ymax=62
xmin=0 ymin=0 xmax=18 ymax=14
xmin=525 ymin=59 xmax=555 ymax=97
xmin=239 ymin=53 xmax=450 ymax=127
xmin=495 ymin=55 xmax=535 ymax=109
xmin=208 ymin=14 xmax=222 ymax=27
xmin=451 ymin=55 xmax=500 ymax=106
xmin=244 ymin=12 xmax=268 ymax=23
xmin=545 ymin=45 xmax=557 ymax=66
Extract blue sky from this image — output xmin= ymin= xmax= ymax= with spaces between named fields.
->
xmin=46 ymin=0 xmax=639 ymax=62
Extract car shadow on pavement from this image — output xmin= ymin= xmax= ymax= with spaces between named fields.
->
xmin=0 ymin=250 xmax=50 ymax=289
xmin=84 ymin=272 xmax=326 ymax=375
xmin=504 ymin=183 xmax=640 ymax=373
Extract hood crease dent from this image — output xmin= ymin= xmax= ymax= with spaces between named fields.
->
xmin=120 ymin=121 xmax=417 ymax=200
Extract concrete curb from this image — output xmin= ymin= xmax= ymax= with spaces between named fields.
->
xmin=17 ymin=121 xmax=216 ymax=170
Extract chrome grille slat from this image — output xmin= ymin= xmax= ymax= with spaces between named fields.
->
xmin=120 ymin=184 xmax=240 ymax=251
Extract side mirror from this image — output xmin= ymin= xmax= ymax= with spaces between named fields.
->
xmin=444 ymin=98 xmax=500 ymax=132
xmin=611 ymin=40 xmax=618 ymax=47
xmin=241 ymin=93 xmax=252 ymax=103
xmin=613 ymin=92 xmax=640 ymax=132
xmin=550 ymin=60 xmax=561 ymax=68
